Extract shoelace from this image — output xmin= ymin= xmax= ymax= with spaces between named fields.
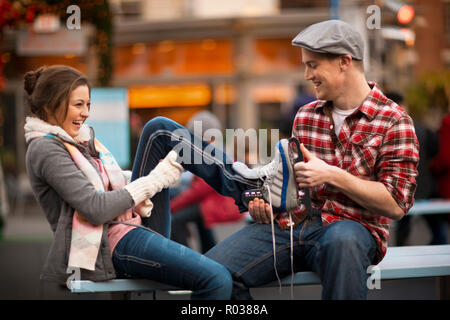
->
xmin=262 ymin=167 xmax=295 ymax=299
xmin=288 ymin=211 xmax=294 ymax=299
xmin=262 ymin=168 xmax=282 ymax=292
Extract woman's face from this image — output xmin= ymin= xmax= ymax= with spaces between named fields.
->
xmin=48 ymin=85 xmax=90 ymax=139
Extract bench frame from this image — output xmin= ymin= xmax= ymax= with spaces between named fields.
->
xmin=69 ymin=244 xmax=450 ymax=299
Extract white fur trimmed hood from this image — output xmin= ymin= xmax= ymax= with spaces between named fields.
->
xmin=24 ymin=116 xmax=91 ymax=144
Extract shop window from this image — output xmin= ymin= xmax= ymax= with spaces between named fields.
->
xmin=252 ymin=38 xmax=302 ymax=74
xmin=114 ymin=39 xmax=234 ymax=78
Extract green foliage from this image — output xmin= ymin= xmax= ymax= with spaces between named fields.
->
xmin=0 ymin=0 xmax=113 ymax=86
xmin=405 ymin=71 xmax=450 ymax=118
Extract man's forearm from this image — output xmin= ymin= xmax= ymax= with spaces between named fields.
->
xmin=327 ymin=166 xmax=404 ymax=220
xmin=295 ymin=143 xmax=405 ymax=220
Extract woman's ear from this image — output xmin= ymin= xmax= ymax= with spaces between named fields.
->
xmin=43 ymin=105 xmax=51 ymax=122
xmin=44 ymin=105 xmax=58 ymax=125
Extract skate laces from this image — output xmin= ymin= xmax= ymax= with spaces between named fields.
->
xmin=262 ymin=167 xmax=282 ymax=293
xmin=288 ymin=211 xmax=294 ymax=299
xmin=261 ymin=156 xmax=294 ymax=299
xmin=262 ymin=166 xmax=295 ymax=299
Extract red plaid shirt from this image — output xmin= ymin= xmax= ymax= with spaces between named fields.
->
xmin=286 ymin=82 xmax=419 ymax=263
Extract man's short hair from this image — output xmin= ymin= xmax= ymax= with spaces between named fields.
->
xmin=318 ymin=52 xmax=365 ymax=72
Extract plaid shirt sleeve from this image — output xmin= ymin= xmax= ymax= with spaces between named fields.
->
xmin=376 ymin=114 xmax=419 ymax=213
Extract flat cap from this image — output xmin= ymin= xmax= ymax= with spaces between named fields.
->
xmin=292 ymin=20 xmax=364 ymax=60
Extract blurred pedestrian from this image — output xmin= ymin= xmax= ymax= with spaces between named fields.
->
xmin=0 ymin=158 xmax=9 ymax=240
xmin=387 ymin=92 xmax=446 ymax=245
xmin=279 ymin=84 xmax=316 ymax=138
xmin=430 ymin=111 xmax=450 ymax=243
xmin=129 ymin=111 xmax=143 ymax=169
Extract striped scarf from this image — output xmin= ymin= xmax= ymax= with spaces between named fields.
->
xmin=47 ymin=133 xmax=129 ymax=271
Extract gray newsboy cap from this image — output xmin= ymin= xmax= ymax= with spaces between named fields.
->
xmin=292 ymin=20 xmax=364 ymax=60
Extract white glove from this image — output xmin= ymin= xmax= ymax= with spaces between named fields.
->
xmin=124 ymin=150 xmax=183 ymax=205
xmin=122 ymin=170 xmax=132 ymax=184
xmin=135 ymin=199 xmax=154 ymax=218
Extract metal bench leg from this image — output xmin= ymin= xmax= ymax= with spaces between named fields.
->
xmin=109 ymin=291 xmax=157 ymax=300
xmin=438 ymin=276 xmax=450 ymax=300
xmin=110 ymin=292 xmax=132 ymax=300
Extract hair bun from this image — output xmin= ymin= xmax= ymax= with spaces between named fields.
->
xmin=24 ymin=66 xmax=46 ymax=95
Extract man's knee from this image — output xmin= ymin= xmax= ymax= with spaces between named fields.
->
xmin=321 ymin=220 xmax=373 ymax=254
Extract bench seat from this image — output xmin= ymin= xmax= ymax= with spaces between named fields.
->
xmin=408 ymin=199 xmax=450 ymax=215
xmin=69 ymin=245 xmax=450 ymax=296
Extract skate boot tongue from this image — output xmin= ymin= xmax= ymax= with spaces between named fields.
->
xmin=232 ymin=162 xmax=263 ymax=180
xmin=232 ymin=145 xmax=281 ymax=179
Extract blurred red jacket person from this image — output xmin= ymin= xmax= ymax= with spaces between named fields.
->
xmin=170 ymin=176 xmax=244 ymax=228
xmin=431 ymin=114 xmax=450 ymax=198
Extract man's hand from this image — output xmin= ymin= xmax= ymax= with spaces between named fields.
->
xmin=294 ymin=143 xmax=332 ymax=188
xmin=295 ymin=144 xmax=404 ymax=220
xmin=248 ymin=198 xmax=277 ymax=224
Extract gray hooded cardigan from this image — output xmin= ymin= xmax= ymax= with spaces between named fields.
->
xmin=24 ymin=117 xmax=134 ymax=283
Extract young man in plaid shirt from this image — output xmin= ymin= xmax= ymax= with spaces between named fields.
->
xmin=206 ymin=20 xmax=419 ymax=299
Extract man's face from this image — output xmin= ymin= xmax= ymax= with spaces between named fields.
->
xmin=301 ymin=49 xmax=343 ymax=101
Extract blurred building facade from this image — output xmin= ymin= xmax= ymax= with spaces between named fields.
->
xmin=0 ymin=0 xmax=449 ymax=180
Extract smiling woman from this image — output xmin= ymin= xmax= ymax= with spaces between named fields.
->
xmin=22 ymin=65 xmax=263 ymax=300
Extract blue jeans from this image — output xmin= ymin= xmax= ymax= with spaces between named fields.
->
xmin=206 ymin=212 xmax=377 ymax=299
xmin=132 ymin=116 xmax=259 ymax=234
xmin=113 ymin=228 xmax=232 ymax=299
xmin=113 ymin=117 xmax=258 ymax=299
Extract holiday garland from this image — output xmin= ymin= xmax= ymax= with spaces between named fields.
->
xmin=0 ymin=0 xmax=113 ymax=89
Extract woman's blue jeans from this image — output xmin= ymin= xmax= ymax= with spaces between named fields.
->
xmin=112 ymin=117 xmax=258 ymax=299
xmin=206 ymin=211 xmax=378 ymax=300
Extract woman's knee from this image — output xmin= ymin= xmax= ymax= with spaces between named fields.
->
xmin=141 ymin=117 xmax=186 ymax=145
xmin=207 ymin=263 xmax=233 ymax=297
xmin=142 ymin=116 xmax=172 ymax=133
xmin=214 ymin=264 xmax=233 ymax=287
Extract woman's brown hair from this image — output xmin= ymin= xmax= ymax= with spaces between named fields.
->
xmin=24 ymin=65 xmax=90 ymax=123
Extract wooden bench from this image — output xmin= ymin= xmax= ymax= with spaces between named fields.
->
xmin=69 ymin=244 xmax=450 ymax=299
